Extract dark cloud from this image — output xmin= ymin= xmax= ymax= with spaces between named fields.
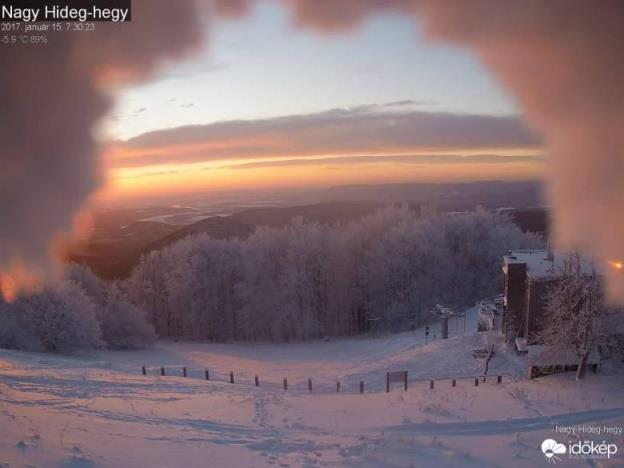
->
xmin=114 ymin=105 xmax=541 ymax=168
xmin=282 ymin=0 xmax=411 ymax=33
xmin=384 ymin=100 xmax=428 ymax=108
xmin=214 ymin=0 xmax=253 ymax=18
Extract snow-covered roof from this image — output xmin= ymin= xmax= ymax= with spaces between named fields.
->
xmin=503 ymin=250 xmax=600 ymax=279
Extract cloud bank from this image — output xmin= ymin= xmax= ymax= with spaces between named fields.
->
xmin=112 ymin=105 xmax=541 ymax=168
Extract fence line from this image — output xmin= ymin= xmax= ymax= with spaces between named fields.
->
xmin=140 ymin=365 xmax=514 ymax=394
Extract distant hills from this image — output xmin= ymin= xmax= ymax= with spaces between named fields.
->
xmin=324 ymin=180 xmax=544 ymax=209
xmin=65 ymin=181 xmax=548 ymax=279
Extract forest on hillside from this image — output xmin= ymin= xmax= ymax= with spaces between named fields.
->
xmin=0 ymin=207 xmax=542 ymax=350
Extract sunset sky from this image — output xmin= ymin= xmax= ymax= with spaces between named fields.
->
xmin=102 ymin=1 xmax=544 ymax=200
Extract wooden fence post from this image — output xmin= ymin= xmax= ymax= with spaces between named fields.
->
xmin=429 ymin=380 xmax=434 ymax=390
xmin=336 ymin=381 xmax=341 ymax=393
xmin=452 ymin=379 xmax=456 ymax=387
xmin=183 ymin=367 xmax=187 ymax=378
xmin=474 ymin=378 xmax=479 ymax=387
xmin=205 ymin=369 xmax=210 ymax=380
xmin=141 ymin=365 xmax=146 ymax=376
xmin=386 ymin=372 xmax=390 ymax=393
xmin=359 ymin=381 xmax=364 ymax=394
xmin=283 ymin=378 xmax=288 ymax=391
xmin=161 ymin=366 xmax=165 ymax=376
xmin=404 ymin=371 xmax=408 ymax=391
xmin=230 ymin=371 xmax=234 ymax=384
xmin=308 ymin=379 xmax=312 ymax=391
xmin=483 ymin=344 xmax=494 ymax=383
xmin=255 ymin=375 xmax=259 ymax=387
xmin=497 ymin=375 xmax=502 ymax=384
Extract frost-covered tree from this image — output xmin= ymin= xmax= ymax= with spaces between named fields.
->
xmin=538 ymin=254 xmax=610 ymax=380
xmin=124 ymin=207 xmax=541 ymax=342
xmin=0 ymin=280 xmax=102 ymax=352
xmin=365 ymin=208 xmax=541 ymax=331
xmin=67 ymin=263 xmax=107 ymax=305
xmin=68 ymin=263 xmax=157 ymax=349
xmin=97 ymin=285 xmax=156 ymax=349
xmin=187 ymin=238 xmax=244 ymax=340
xmin=0 ymin=264 xmax=156 ymax=353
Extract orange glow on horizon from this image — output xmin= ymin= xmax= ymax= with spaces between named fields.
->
xmin=97 ymin=131 xmax=544 ymax=201
xmin=98 ymin=153 xmax=544 ymax=201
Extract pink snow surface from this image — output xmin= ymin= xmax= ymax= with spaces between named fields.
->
xmin=0 ymin=309 xmax=623 ymax=467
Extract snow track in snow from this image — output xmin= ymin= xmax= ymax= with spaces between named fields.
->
xmin=0 ymin=322 xmax=623 ymax=466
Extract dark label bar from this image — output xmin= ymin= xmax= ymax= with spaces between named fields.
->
xmin=0 ymin=0 xmax=131 ymax=22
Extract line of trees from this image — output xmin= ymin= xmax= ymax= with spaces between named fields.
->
xmin=124 ymin=207 xmax=542 ymax=342
xmin=0 ymin=206 xmax=543 ymax=351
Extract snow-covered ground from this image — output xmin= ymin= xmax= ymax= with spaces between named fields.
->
xmin=1 ymin=309 xmax=623 ymax=467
